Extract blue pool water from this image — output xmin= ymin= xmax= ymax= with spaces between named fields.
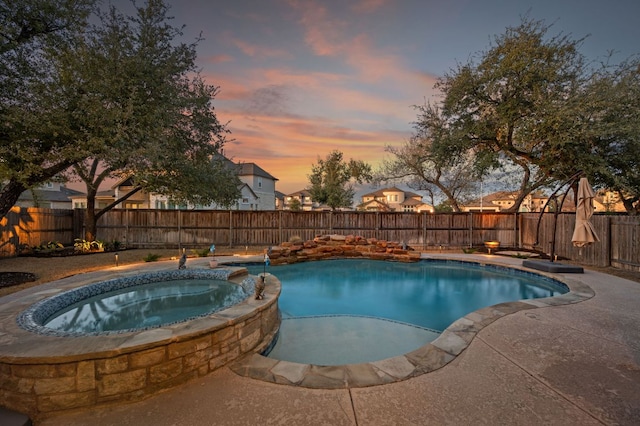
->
xmin=242 ymin=259 xmax=566 ymax=364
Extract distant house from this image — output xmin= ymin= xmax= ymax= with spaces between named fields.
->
xmin=15 ymin=182 xmax=84 ymax=209
xmin=235 ymin=162 xmax=278 ymax=210
xmin=284 ymin=189 xmax=317 ymax=211
xmin=357 ymin=187 xmax=434 ymax=213
xmin=274 ymin=191 xmax=286 ymax=210
xmin=70 ymin=176 xmax=149 ymax=210
xmin=461 ymin=190 xmax=550 ymax=213
xmin=594 ymin=189 xmax=627 ymax=213
xmin=70 ymin=158 xmax=278 ymax=211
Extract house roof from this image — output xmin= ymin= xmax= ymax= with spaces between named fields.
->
xmin=357 ymin=199 xmax=392 ymax=211
xmin=18 ymin=186 xmax=84 ymax=203
xmin=362 ymin=187 xmax=419 ymax=199
xmin=286 ymin=189 xmax=312 ymax=197
xmin=401 ymin=198 xmax=423 ymax=206
xmin=237 ymin=162 xmax=278 ymax=181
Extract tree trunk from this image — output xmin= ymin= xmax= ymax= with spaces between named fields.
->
xmin=0 ymin=180 xmax=27 ymax=218
xmin=84 ymin=185 xmax=98 ymax=241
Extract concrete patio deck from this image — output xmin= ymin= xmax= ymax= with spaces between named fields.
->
xmin=5 ymin=254 xmax=639 ymax=425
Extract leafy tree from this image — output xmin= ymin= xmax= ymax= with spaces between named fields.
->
xmin=585 ymin=59 xmax=640 ymax=213
xmin=434 ymin=18 xmax=590 ymax=211
xmin=434 ymin=200 xmax=454 ymax=213
xmin=0 ymin=0 xmax=97 ymax=217
xmin=375 ymin=103 xmax=484 ymax=212
xmin=287 ymin=197 xmax=302 ymax=211
xmin=55 ymin=0 xmax=240 ymax=240
xmin=308 ymin=150 xmax=372 ymax=210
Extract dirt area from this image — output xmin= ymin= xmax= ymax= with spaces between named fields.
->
xmin=0 ymin=246 xmax=638 ymax=298
xmin=0 ymin=246 xmax=261 ymax=298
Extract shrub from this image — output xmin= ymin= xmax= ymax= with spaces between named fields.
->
xmin=143 ymin=253 xmax=162 ymax=262
xmin=191 ymin=248 xmax=211 ymax=257
xmin=35 ymin=241 xmax=64 ymax=252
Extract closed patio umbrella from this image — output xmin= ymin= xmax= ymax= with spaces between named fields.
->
xmin=571 ymin=177 xmax=600 ymax=247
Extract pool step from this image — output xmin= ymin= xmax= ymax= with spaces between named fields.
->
xmin=0 ymin=407 xmax=32 ymax=426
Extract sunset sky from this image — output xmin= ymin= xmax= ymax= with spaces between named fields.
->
xmin=114 ymin=0 xmax=640 ymax=195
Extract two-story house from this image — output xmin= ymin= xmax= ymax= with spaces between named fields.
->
xmin=69 ymin=158 xmax=278 ymax=211
xmin=15 ymin=182 xmax=84 ymax=209
xmin=357 ymin=187 xmax=434 ymax=213
xmin=461 ymin=190 xmax=549 ymax=212
xmin=283 ymin=189 xmax=318 ymax=211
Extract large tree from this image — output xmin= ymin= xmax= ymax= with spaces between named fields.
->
xmin=0 ymin=0 xmax=97 ymax=217
xmin=55 ymin=0 xmax=240 ymax=240
xmin=585 ymin=59 xmax=640 ymax=213
xmin=433 ymin=18 xmax=590 ymax=211
xmin=376 ymin=103 xmax=488 ymax=212
xmin=308 ymin=150 xmax=372 ymax=211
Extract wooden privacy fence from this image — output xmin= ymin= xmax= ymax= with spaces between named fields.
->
xmin=91 ymin=209 xmax=521 ymax=251
xmin=1 ymin=208 xmax=639 ymax=271
xmin=0 ymin=207 xmax=75 ymax=257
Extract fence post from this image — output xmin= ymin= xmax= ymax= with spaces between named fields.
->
xmin=329 ymin=211 xmax=333 ymax=234
xmin=178 ymin=209 xmax=182 ymax=253
xmin=515 ymin=212 xmax=519 ymax=248
xmin=229 ymin=210 xmax=233 ymax=247
xmin=469 ymin=212 xmax=473 ymax=248
xmin=606 ymin=215 xmax=612 ymax=267
xmin=422 ymin=211 xmax=427 ymax=250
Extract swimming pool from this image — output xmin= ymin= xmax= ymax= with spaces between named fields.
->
xmin=241 ymin=259 xmax=567 ymax=364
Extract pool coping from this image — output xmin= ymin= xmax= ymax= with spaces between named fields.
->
xmin=229 ymin=253 xmax=595 ymax=389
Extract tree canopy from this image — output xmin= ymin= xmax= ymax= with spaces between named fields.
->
xmin=1 ymin=0 xmax=241 ymax=238
xmin=375 ymin=103 xmax=481 ymax=212
xmin=57 ymin=0 xmax=240 ymax=239
xmin=0 ymin=0 xmax=97 ymax=216
xmin=308 ymin=150 xmax=372 ymax=211
xmin=401 ymin=18 xmax=639 ymax=213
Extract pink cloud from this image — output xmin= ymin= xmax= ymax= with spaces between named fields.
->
xmin=287 ymin=0 xmax=347 ymax=56
xmin=231 ymin=38 xmax=292 ymax=59
xmin=352 ymin=0 xmax=390 ymax=14
xmin=207 ymin=54 xmax=234 ymax=64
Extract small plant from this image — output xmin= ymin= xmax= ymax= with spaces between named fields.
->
xmin=74 ymin=239 xmax=105 ymax=252
xmin=511 ymin=252 xmax=531 ymax=259
xmin=74 ymin=239 xmax=91 ymax=252
xmin=143 ymin=253 xmax=162 ymax=262
xmin=462 ymin=247 xmax=477 ymax=254
xmin=191 ymin=248 xmax=211 ymax=257
xmin=35 ymin=241 xmax=64 ymax=252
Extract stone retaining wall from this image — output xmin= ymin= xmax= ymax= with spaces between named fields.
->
xmin=0 ymin=275 xmax=280 ymax=422
xmin=269 ymin=234 xmax=421 ymax=264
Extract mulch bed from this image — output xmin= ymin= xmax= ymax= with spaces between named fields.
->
xmin=0 ymin=272 xmax=36 ymax=289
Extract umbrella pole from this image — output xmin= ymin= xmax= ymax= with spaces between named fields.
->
xmin=533 ymin=171 xmax=583 ymax=262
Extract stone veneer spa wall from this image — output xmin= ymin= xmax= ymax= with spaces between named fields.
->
xmin=0 ymin=270 xmax=280 ymax=422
